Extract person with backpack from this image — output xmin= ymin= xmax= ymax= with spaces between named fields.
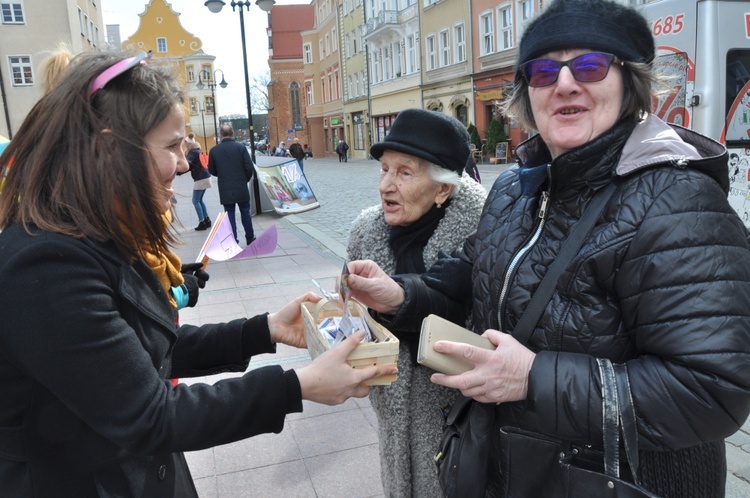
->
xmin=184 ymin=141 xmax=212 ymax=230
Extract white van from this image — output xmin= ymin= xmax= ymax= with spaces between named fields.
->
xmin=639 ymin=0 xmax=750 ymax=225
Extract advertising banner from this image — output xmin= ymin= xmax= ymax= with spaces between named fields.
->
xmin=255 ymin=156 xmax=320 ymax=214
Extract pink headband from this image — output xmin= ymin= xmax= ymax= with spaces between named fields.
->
xmin=88 ymin=52 xmax=149 ymax=98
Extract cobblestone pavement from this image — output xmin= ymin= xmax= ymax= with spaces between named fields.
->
xmin=285 ymin=155 xmax=750 ymax=497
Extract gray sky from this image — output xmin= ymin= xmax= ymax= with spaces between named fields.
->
xmin=102 ymin=0 xmax=303 ymax=116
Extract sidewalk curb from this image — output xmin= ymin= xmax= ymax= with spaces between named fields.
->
xmin=283 ymin=213 xmax=348 ymax=260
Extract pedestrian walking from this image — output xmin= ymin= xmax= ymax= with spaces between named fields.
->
xmin=208 ymin=124 xmax=256 ymax=245
xmin=289 ymin=137 xmax=305 ymax=172
xmin=336 ymin=139 xmax=349 ymax=162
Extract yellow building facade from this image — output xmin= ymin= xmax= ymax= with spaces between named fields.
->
xmin=122 ymin=0 xmax=220 ymax=150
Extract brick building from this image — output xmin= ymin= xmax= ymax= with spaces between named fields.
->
xmin=266 ymin=5 xmax=314 ymax=154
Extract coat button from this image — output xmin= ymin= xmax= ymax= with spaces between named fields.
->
xmin=158 ymin=464 xmax=167 ymax=480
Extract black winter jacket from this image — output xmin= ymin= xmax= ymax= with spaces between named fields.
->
xmin=186 ymin=148 xmax=210 ymax=182
xmin=0 ymin=225 xmax=303 ymax=497
xmin=208 ymin=138 xmax=254 ymax=204
xmin=389 ymin=116 xmax=750 ymax=495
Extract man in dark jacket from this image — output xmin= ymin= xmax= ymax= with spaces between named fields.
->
xmin=335 ymin=139 xmax=349 ymax=162
xmin=289 ymin=137 xmax=305 ymax=172
xmin=208 ymin=124 xmax=255 ymax=245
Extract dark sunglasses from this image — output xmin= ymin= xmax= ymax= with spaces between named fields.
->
xmin=520 ymin=52 xmax=623 ymax=88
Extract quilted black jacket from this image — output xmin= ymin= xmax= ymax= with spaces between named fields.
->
xmin=389 ymin=116 xmax=750 ymax=494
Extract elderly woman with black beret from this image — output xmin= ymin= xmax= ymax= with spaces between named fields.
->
xmin=347 ymin=108 xmax=487 ymax=497
xmin=345 ymin=0 xmax=750 ymax=496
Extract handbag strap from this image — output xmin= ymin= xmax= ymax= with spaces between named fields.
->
xmin=598 ymin=358 xmax=643 ymax=485
xmin=614 ymin=362 xmax=642 ymax=485
xmin=513 ymin=182 xmax=617 ymax=344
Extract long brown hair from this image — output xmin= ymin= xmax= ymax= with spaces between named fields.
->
xmin=0 ymin=51 xmax=184 ymax=260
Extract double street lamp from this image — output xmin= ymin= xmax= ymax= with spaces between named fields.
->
xmin=204 ymin=0 xmax=275 ymax=214
xmin=196 ymin=69 xmax=227 ymax=144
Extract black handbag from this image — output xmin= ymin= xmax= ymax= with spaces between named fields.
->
xmin=435 ymin=183 xmax=621 ymax=498
xmin=498 ymin=359 xmax=658 ymax=497
xmin=434 ymin=394 xmax=495 ymax=498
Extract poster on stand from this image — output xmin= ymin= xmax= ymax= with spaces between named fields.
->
xmin=255 ymin=156 xmax=320 ymax=214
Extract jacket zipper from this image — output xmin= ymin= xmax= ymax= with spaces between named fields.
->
xmin=497 ymin=190 xmax=550 ymax=331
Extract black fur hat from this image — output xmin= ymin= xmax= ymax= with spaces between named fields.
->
xmin=517 ymin=0 xmax=655 ymax=72
xmin=370 ymin=108 xmax=469 ymax=175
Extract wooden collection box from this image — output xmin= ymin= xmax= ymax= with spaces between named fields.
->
xmin=301 ymin=298 xmax=399 ymax=386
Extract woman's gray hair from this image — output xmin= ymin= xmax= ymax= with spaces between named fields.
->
xmin=502 ymin=59 xmax=663 ymax=132
xmin=425 ymin=161 xmax=462 ymax=198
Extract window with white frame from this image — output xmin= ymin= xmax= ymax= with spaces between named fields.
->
xmin=328 ymin=74 xmax=333 ymax=101
xmin=424 ymin=0 xmax=435 ymax=7
xmin=480 ymin=12 xmax=494 ymax=56
xmin=156 ymin=37 xmax=167 ymax=53
xmin=407 ymin=34 xmax=417 ymax=74
xmin=345 ymin=34 xmax=351 ymax=58
xmin=94 ymin=26 xmax=99 ymax=47
xmin=439 ymin=29 xmax=450 ymax=67
xmin=332 ymin=28 xmax=338 ymax=52
xmin=190 ymin=97 xmax=198 ymax=115
xmin=205 ymin=96 xmax=214 ymax=113
xmin=353 ymin=30 xmax=358 ymax=54
xmin=9 ymin=55 xmax=32 ymax=85
xmin=306 ymin=84 xmax=313 ymax=105
xmin=372 ymin=49 xmax=381 ymax=83
xmin=499 ymin=4 xmax=513 ymax=51
xmin=348 ymin=75 xmax=353 ymax=97
xmin=521 ymin=0 xmax=534 ymax=22
xmin=394 ymin=41 xmax=402 ymax=76
xmin=2 ymin=2 xmax=24 ymax=23
xmin=187 ymin=66 xmax=195 ymax=82
xmin=325 ymin=34 xmax=330 ymax=58
xmin=201 ymin=65 xmax=211 ymax=81
xmin=84 ymin=15 xmax=90 ymax=40
xmin=90 ymin=20 xmax=94 ymax=42
xmin=321 ymin=78 xmax=326 ymax=102
xmin=454 ymin=23 xmax=466 ymax=63
xmin=384 ymin=46 xmax=392 ymax=80
xmin=304 ymin=43 xmax=312 ymax=63
xmin=78 ymin=8 xmax=83 ymax=34
xmin=426 ymin=34 xmax=437 ymax=71
xmin=354 ymin=73 xmax=360 ymax=97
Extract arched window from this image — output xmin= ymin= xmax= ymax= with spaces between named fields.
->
xmin=290 ymin=81 xmax=301 ymax=128
xmin=455 ymin=104 xmax=468 ymax=126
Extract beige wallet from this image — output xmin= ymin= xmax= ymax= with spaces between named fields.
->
xmin=417 ymin=314 xmax=495 ymax=375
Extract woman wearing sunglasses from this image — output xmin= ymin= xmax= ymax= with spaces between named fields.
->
xmin=0 ymin=52 xmax=396 ymax=497
xmin=346 ymin=0 xmax=750 ymax=496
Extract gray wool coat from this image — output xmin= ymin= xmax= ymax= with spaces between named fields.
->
xmin=346 ymin=174 xmax=487 ymax=497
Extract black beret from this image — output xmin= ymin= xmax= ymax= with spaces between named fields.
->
xmin=517 ymin=0 xmax=655 ymax=73
xmin=370 ymin=108 xmax=469 ymax=175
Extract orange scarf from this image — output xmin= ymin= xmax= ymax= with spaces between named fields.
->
xmin=137 ymin=210 xmax=184 ymax=308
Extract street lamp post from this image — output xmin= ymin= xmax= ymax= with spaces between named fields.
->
xmin=199 ymin=106 xmax=209 ymax=150
xmin=197 ymin=69 xmax=228 ymax=143
xmin=205 ymin=0 xmax=275 ymax=215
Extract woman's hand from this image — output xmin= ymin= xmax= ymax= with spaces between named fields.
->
xmin=430 ymin=329 xmax=536 ymax=404
xmin=345 ymin=260 xmax=405 ymax=314
xmin=295 ymin=330 xmax=398 ymax=405
xmin=267 ymin=292 xmax=321 ymax=349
